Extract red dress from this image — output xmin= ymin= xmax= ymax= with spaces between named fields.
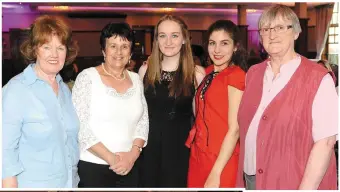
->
xmin=185 ymin=65 xmax=245 ymax=188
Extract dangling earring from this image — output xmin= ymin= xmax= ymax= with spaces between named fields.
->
xmin=128 ymin=59 xmax=131 ymax=65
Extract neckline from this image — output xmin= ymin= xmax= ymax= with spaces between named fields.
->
xmin=92 ymin=67 xmax=135 ymax=95
xmin=162 ymin=69 xmax=177 ymax=73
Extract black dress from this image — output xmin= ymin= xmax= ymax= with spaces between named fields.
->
xmin=139 ymin=70 xmax=194 ymax=187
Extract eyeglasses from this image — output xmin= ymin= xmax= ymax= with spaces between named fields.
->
xmin=258 ymin=25 xmax=293 ymax=36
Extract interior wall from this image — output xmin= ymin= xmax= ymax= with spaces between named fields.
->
xmin=2 ymin=12 xmax=262 ymax=58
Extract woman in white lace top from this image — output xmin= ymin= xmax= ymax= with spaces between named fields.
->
xmin=72 ymin=22 xmax=149 ymax=187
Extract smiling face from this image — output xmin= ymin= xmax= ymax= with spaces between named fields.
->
xmin=208 ymin=30 xmax=237 ymax=68
xmin=36 ymin=34 xmax=67 ymax=75
xmin=260 ymin=15 xmax=299 ymax=57
xmin=102 ymin=35 xmax=131 ymax=68
xmin=157 ymin=20 xmax=184 ymax=58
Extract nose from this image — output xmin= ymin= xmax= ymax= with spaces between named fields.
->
xmin=269 ymin=29 xmax=277 ymax=40
xmin=166 ymin=37 xmax=172 ymax=46
xmin=116 ymin=47 xmax=122 ymax=55
xmin=51 ymin=47 xmax=58 ymax=57
xmin=214 ymin=45 xmax=220 ymax=53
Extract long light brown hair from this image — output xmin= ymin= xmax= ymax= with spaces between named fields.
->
xmin=145 ymin=15 xmax=195 ymax=97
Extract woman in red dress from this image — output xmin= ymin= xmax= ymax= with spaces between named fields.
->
xmin=186 ymin=20 xmax=248 ymax=188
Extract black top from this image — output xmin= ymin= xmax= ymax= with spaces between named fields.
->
xmin=139 ymin=70 xmax=195 ymax=187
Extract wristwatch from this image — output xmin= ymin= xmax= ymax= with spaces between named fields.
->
xmin=133 ymin=144 xmax=142 ymax=152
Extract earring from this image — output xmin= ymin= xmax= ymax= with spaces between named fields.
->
xmin=128 ymin=59 xmax=131 ymax=65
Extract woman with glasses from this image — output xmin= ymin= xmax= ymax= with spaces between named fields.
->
xmin=236 ymin=5 xmax=338 ymax=190
xmin=185 ymin=20 xmax=248 ymax=188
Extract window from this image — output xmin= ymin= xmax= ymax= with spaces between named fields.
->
xmin=328 ymin=2 xmax=339 ymax=65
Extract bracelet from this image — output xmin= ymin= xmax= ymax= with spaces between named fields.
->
xmin=132 ymin=144 xmax=142 ymax=152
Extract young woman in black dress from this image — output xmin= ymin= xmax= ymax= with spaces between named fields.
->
xmin=138 ymin=15 xmax=205 ymax=187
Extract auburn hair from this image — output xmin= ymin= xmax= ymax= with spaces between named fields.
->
xmin=20 ymin=15 xmax=78 ymax=65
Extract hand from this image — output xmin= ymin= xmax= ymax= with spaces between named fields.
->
xmin=204 ymin=171 xmax=221 ymax=188
xmin=2 ymin=176 xmax=18 ymax=188
xmin=109 ymin=150 xmax=139 ymax=176
xmin=107 ymin=152 xmax=121 ymax=167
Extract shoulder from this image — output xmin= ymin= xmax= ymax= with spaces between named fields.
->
xmin=230 ymin=66 xmax=246 ymax=77
xmin=72 ymin=68 xmax=94 ymax=92
xmin=300 ymin=57 xmax=329 ymax=80
xmin=75 ymin=68 xmax=95 ymax=82
xmin=247 ymin=61 xmax=266 ymax=74
xmin=2 ymin=74 xmax=28 ymax=106
xmin=128 ymin=70 xmax=142 ymax=84
xmin=195 ymin=65 xmax=206 ymax=81
xmin=304 ymin=58 xmax=328 ymax=73
xmin=138 ymin=63 xmax=148 ymax=80
xmin=205 ymin=65 xmax=214 ymax=73
xmin=3 ymin=73 xmax=26 ymax=93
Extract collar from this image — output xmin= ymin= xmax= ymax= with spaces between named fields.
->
xmin=266 ymin=55 xmax=301 ymax=75
xmin=23 ymin=63 xmax=63 ymax=85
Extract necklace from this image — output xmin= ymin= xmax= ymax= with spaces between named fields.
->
xmin=101 ymin=63 xmax=126 ymax=81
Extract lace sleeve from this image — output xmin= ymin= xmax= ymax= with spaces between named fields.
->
xmin=72 ymin=71 xmax=100 ymax=151
xmin=133 ymin=78 xmax=149 ymax=147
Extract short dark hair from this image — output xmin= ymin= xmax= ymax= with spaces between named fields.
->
xmin=99 ymin=22 xmax=135 ymax=52
xmin=206 ymin=20 xmax=249 ymax=72
xmin=20 ymin=15 xmax=78 ymax=65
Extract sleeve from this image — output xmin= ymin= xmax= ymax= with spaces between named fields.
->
xmin=72 ymin=71 xmax=100 ymax=151
xmin=2 ymin=81 xmax=25 ymax=178
xmin=133 ymin=78 xmax=149 ymax=147
xmin=227 ymin=67 xmax=246 ymax=91
xmin=312 ymin=74 xmax=338 ymax=142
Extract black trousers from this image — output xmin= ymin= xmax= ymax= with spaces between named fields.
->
xmin=78 ymin=160 xmax=139 ymax=188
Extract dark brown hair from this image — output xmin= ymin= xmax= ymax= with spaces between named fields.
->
xmin=206 ymin=20 xmax=249 ymax=72
xmin=145 ymin=15 xmax=195 ymax=97
xmin=20 ymin=15 xmax=78 ymax=65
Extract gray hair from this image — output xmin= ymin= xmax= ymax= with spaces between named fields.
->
xmin=258 ymin=4 xmax=302 ymax=34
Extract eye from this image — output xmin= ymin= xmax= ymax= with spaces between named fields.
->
xmin=221 ymin=42 xmax=229 ymax=46
xmin=58 ymin=47 xmax=66 ymax=51
xmin=158 ymin=34 xmax=166 ymax=38
xmin=122 ymin=45 xmax=129 ymax=49
xmin=263 ymin=28 xmax=270 ymax=32
xmin=172 ymin=34 xmax=178 ymax=38
xmin=208 ymin=41 xmax=215 ymax=46
xmin=43 ymin=46 xmax=50 ymax=50
xmin=276 ymin=25 xmax=284 ymax=30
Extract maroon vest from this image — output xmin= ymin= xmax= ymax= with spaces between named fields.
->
xmin=236 ymin=56 xmax=337 ymax=189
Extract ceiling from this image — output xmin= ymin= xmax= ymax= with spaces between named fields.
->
xmin=2 ymin=2 xmax=334 ymax=16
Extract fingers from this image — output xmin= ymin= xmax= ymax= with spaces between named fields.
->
xmin=115 ymin=166 xmax=126 ymax=174
xmin=110 ymin=161 xmax=123 ymax=171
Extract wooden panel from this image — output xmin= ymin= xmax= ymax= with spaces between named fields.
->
xmin=72 ymin=32 xmax=102 ymax=57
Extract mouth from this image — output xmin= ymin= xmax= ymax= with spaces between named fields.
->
xmin=48 ymin=60 xmax=58 ymax=64
xmin=114 ymin=57 xmax=124 ymax=60
xmin=213 ymin=55 xmax=224 ymax=60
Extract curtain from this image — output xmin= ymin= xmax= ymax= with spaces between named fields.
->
xmin=315 ymin=3 xmax=334 ymax=59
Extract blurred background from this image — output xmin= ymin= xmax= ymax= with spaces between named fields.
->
xmin=2 ymin=2 xmax=339 ymax=86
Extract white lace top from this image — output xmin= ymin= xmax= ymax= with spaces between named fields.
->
xmin=72 ymin=67 xmax=149 ymax=165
